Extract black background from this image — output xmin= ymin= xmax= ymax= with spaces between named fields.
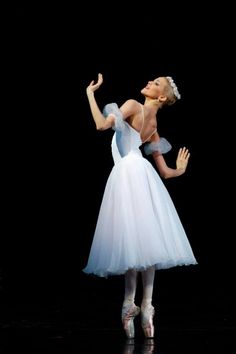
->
xmin=1 ymin=3 xmax=235 ymax=331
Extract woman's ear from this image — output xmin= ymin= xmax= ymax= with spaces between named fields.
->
xmin=158 ymin=95 xmax=167 ymax=103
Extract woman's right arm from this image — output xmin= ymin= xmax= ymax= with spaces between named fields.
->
xmin=86 ymin=73 xmax=115 ymax=130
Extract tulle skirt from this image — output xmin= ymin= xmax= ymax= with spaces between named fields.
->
xmin=83 ymin=150 xmax=197 ymax=277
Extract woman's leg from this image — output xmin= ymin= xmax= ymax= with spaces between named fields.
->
xmin=141 ymin=266 xmax=155 ymax=306
xmin=123 ymin=269 xmax=138 ymax=305
xmin=141 ymin=266 xmax=155 ymax=338
xmin=122 ymin=269 xmax=140 ymax=338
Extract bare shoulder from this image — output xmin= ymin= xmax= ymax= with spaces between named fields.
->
xmin=119 ymin=99 xmax=141 ymax=119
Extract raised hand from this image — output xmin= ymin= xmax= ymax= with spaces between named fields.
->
xmin=176 ymin=147 xmax=190 ymax=173
xmin=86 ymin=73 xmax=103 ymax=96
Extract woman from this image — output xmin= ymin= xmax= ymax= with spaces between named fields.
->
xmin=83 ymin=73 xmax=197 ymax=338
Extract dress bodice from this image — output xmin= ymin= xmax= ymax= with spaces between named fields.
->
xmin=111 ymin=121 xmax=143 ymax=163
xmin=103 ymin=102 xmax=172 ymax=164
xmin=103 ymin=103 xmax=143 ymax=164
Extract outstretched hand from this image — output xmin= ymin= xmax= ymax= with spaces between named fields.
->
xmin=176 ymin=147 xmax=190 ymax=174
xmin=86 ymin=73 xmax=103 ymax=96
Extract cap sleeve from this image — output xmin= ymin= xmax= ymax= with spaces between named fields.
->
xmin=103 ymin=103 xmax=125 ymax=131
xmin=144 ymin=137 xmax=172 ymax=155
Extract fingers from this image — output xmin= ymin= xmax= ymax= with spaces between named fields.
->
xmin=98 ymin=73 xmax=103 ymax=82
xmin=179 ymin=147 xmax=190 ymax=160
xmin=177 ymin=148 xmax=182 ymax=159
xmin=88 ymin=74 xmax=103 ymax=88
xmin=92 ymin=73 xmax=103 ymax=84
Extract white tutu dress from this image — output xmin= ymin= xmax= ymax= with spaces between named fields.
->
xmin=83 ymin=103 xmax=197 ymax=277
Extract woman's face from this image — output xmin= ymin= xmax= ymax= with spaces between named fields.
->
xmin=141 ymin=77 xmax=167 ymax=99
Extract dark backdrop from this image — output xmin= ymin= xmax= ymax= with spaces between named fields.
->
xmin=1 ymin=4 xmax=235 ymax=327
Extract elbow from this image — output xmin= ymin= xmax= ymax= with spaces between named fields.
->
xmin=96 ymin=124 xmax=105 ymax=131
xmin=96 ymin=121 xmax=112 ymax=131
xmin=159 ymin=169 xmax=172 ymax=179
xmin=160 ymin=172 xmax=169 ymax=179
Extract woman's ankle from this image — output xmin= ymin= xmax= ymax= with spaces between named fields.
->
xmin=141 ymin=298 xmax=152 ymax=308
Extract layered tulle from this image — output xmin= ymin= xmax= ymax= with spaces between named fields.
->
xmin=83 ymin=104 xmax=197 ymax=277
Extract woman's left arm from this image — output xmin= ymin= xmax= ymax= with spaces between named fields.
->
xmin=146 ymin=132 xmax=190 ymax=179
xmin=153 ymin=147 xmax=190 ymax=179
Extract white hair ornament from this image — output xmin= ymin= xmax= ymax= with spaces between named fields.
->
xmin=166 ymin=76 xmax=181 ymax=100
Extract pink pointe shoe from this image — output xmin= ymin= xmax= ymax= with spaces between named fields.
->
xmin=141 ymin=305 xmax=155 ymax=338
xmin=122 ymin=303 xmax=140 ymax=338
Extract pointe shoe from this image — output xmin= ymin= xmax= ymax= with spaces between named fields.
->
xmin=141 ymin=305 xmax=155 ymax=338
xmin=122 ymin=303 xmax=140 ymax=338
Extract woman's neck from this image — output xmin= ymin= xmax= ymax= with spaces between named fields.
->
xmin=144 ymin=99 xmax=162 ymax=114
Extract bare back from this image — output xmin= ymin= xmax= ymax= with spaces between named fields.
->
xmin=121 ymin=100 xmax=157 ymax=143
